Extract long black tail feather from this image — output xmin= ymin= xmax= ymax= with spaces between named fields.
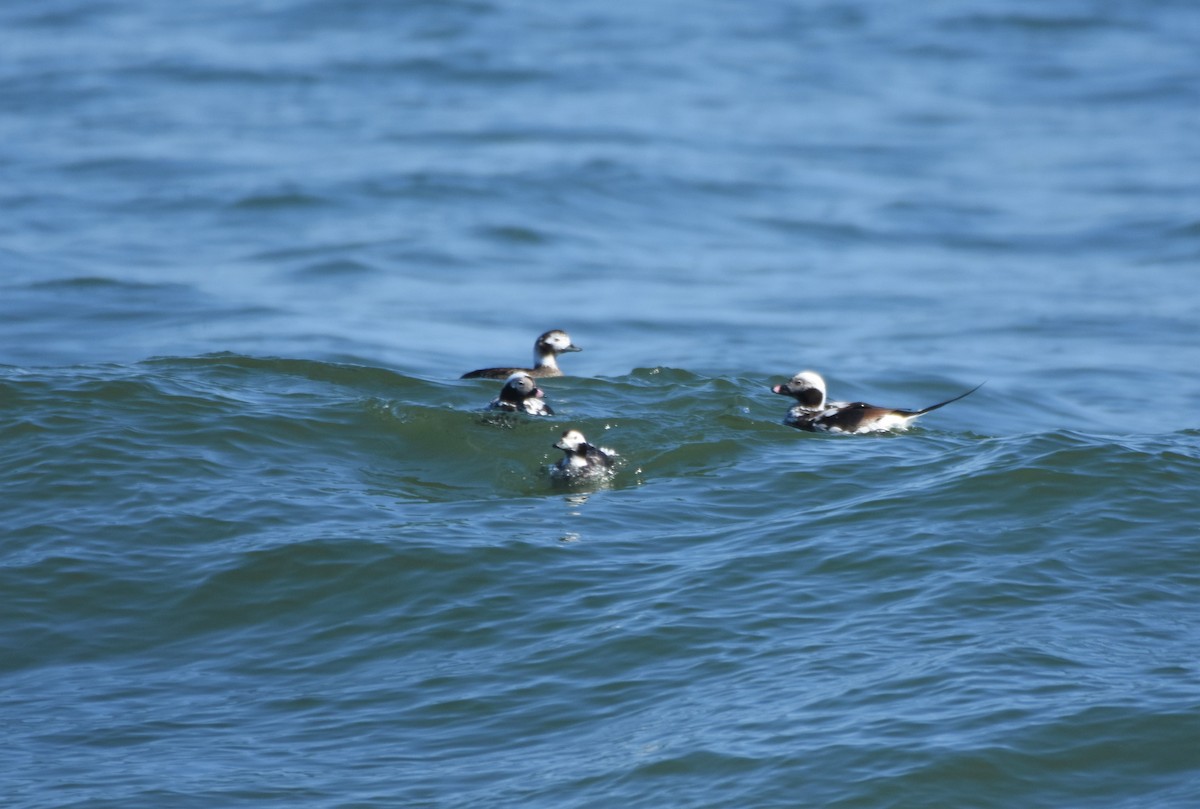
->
xmin=914 ymin=381 xmax=986 ymax=416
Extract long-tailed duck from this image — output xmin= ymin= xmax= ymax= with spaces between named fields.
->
xmin=487 ymin=372 xmax=554 ymax=416
xmin=551 ymin=429 xmax=614 ymax=479
xmin=771 ymin=370 xmax=982 ymax=434
xmin=462 ymin=329 xmax=581 ymax=379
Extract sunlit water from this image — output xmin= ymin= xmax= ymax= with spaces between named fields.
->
xmin=3 ymin=1 xmax=1200 ymax=807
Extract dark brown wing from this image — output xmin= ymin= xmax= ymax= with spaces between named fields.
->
xmin=462 ymin=366 xmax=526 ymax=380
xmin=812 ymin=402 xmax=896 ymax=433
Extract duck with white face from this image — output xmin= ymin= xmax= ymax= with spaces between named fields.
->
xmin=462 ymin=330 xmax=582 ymax=379
xmin=551 ymin=429 xmax=614 ymax=479
xmin=487 ymin=372 xmax=554 ymax=416
xmin=771 ymin=370 xmax=982 ymax=434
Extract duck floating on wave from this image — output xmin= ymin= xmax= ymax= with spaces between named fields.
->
xmin=487 ymin=372 xmax=554 ymax=416
xmin=551 ymin=429 xmax=615 ymax=479
xmin=771 ymin=370 xmax=982 ymax=434
xmin=462 ymin=330 xmax=581 ymax=380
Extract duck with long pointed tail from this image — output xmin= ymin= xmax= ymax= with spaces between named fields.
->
xmin=462 ymin=329 xmax=581 ymax=379
xmin=551 ymin=429 xmax=615 ymax=479
xmin=771 ymin=370 xmax=981 ymax=434
xmin=487 ymin=372 xmax=554 ymax=416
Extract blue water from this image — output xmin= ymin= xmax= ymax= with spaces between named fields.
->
xmin=3 ymin=1 xmax=1200 ymax=807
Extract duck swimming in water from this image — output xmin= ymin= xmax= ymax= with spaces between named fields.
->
xmin=771 ymin=370 xmax=981 ymax=434
xmin=551 ymin=429 xmax=614 ymax=479
xmin=462 ymin=330 xmax=581 ymax=379
xmin=487 ymin=372 xmax=554 ymax=416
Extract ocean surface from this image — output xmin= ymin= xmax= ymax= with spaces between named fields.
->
xmin=3 ymin=1 xmax=1199 ymax=807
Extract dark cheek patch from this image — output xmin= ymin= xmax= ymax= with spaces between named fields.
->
xmin=797 ymin=388 xmax=823 ymax=408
